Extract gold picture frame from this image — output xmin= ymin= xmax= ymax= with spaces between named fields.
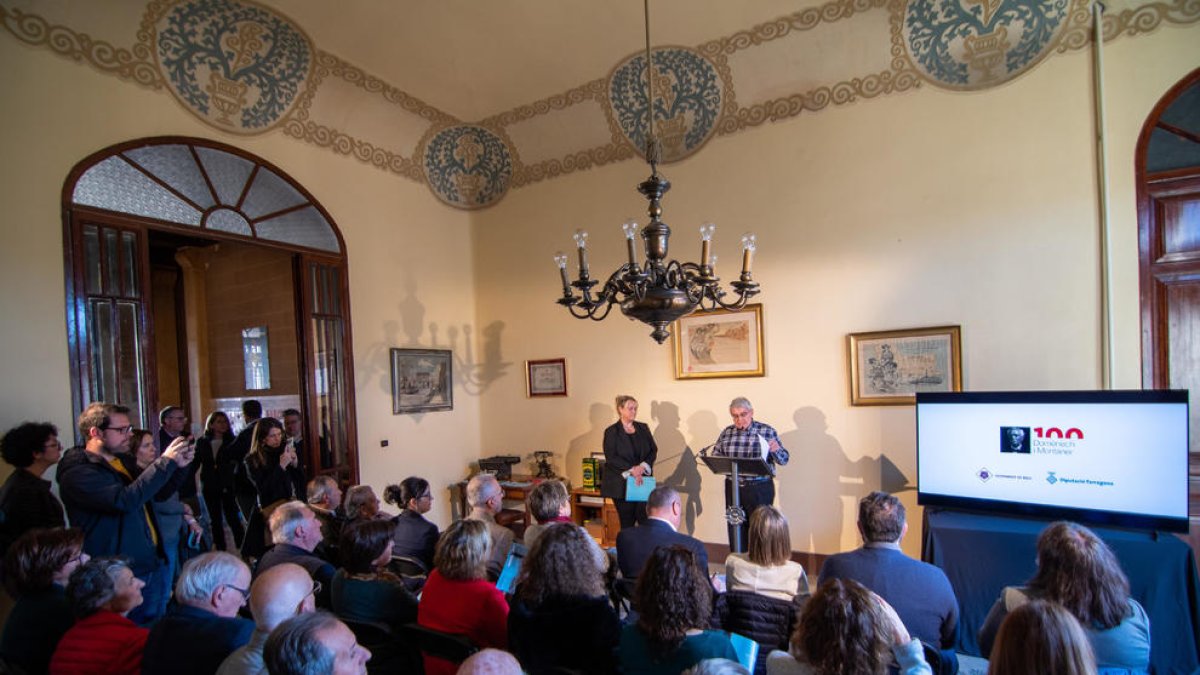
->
xmin=847 ymin=325 xmax=962 ymax=406
xmin=672 ymin=304 xmax=765 ymax=379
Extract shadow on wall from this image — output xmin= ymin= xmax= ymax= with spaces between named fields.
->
xmin=779 ymin=406 xmax=886 ymax=554
xmin=360 ymin=280 xmax=510 ymax=421
xmin=565 ymin=402 xmax=611 ymax=488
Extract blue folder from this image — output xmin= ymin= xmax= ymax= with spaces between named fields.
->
xmin=624 ymin=475 xmax=656 ymax=502
xmin=729 ymin=632 xmax=759 ymax=671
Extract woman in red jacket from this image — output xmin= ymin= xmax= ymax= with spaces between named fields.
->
xmin=417 ymin=519 xmax=509 ymax=675
xmin=50 ymin=557 xmax=148 ymax=675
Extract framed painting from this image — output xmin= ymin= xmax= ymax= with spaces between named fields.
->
xmin=847 ymin=325 xmax=962 ymax=406
xmin=672 ymin=304 xmax=765 ymax=379
xmin=390 ymin=348 xmax=453 ymax=413
xmin=526 ymin=358 xmax=567 ymax=397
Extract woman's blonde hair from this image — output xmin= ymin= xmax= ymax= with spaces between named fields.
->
xmin=434 ymin=519 xmax=491 ymax=581
xmin=748 ymin=506 xmax=791 ymax=566
xmin=615 ymin=395 xmax=637 ymax=410
xmin=988 ymin=600 xmax=1098 ymax=675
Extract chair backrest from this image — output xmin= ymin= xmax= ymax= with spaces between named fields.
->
xmin=342 ymin=618 xmax=420 ymax=675
xmin=388 ymin=555 xmax=428 ymax=577
xmin=400 ymin=623 xmax=479 ymax=664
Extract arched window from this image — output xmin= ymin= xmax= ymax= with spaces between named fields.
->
xmin=63 ymin=137 xmax=357 ymax=482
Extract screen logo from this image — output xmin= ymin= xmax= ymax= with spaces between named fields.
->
xmin=1000 ymin=426 xmax=1031 ymax=454
xmin=1046 ymin=471 xmax=1058 ymax=485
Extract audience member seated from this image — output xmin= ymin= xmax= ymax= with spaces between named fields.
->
xmin=725 ymin=506 xmax=807 ymax=601
xmin=508 ymin=522 xmax=619 ymax=674
xmin=196 ymin=410 xmax=241 ymax=552
xmin=344 ymin=485 xmax=391 ymax=524
xmin=464 ymin=474 xmax=515 ymax=580
xmin=522 ymin=479 xmax=573 ymax=549
xmin=977 ymin=521 xmax=1150 ymax=673
xmin=384 ymin=476 xmax=439 ymax=571
xmin=264 ymin=611 xmax=372 ymax=675
xmin=332 ymin=519 xmax=419 ymax=629
xmin=817 ymin=491 xmax=958 ymax=651
xmin=142 ymin=551 xmax=256 ymax=675
xmin=688 ymin=659 xmax=751 ymax=675
xmin=217 ymin=562 xmax=317 ymax=675
xmin=0 ymin=421 xmax=66 ymax=552
xmin=616 ymin=486 xmax=708 ymax=581
xmin=418 ymin=520 xmax=509 ymax=675
xmin=987 ymin=599 xmax=1098 ymax=675
xmin=50 ymin=557 xmax=149 ymax=675
xmin=246 ymin=418 xmax=307 ymax=507
xmin=308 ymin=475 xmax=347 ymax=561
xmin=457 ymin=649 xmax=523 ymax=675
xmin=766 ymin=578 xmax=931 ymax=675
xmin=0 ymin=528 xmax=88 ymax=673
xmin=617 ymin=546 xmax=736 ymax=674
xmin=256 ymin=501 xmax=336 ymax=607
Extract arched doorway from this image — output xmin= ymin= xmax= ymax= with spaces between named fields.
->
xmin=62 ymin=136 xmax=358 ymax=483
xmin=1136 ymin=68 xmax=1200 ymax=534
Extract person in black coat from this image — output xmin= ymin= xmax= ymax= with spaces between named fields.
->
xmin=244 ymin=418 xmax=307 ymax=508
xmin=602 ymin=395 xmax=658 ymax=530
xmin=508 ymin=523 xmax=619 ymax=674
xmin=195 ymin=411 xmax=243 ymax=552
xmin=0 ymin=421 xmax=66 ymax=553
xmin=615 ymin=486 xmax=708 ymax=581
xmin=383 ymin=476 xmax=439 ymax=571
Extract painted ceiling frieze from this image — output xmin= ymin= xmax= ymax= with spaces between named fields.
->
xmin=147 ymin=0 xmax=315 ymax=134
xmin=420 ymin=125 xmax=515 ymax=209
xmin=3 ymin=0 xmax=1197 ymax=210
xmin=0 ymin=6 xmax=162 ymax=88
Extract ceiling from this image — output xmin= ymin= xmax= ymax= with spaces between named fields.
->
xmin=262 ymin=0 xmax=809 ymax=121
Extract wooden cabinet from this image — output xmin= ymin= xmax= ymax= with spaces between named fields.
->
xmin=571 ymin=488 xmax=620 ymax=548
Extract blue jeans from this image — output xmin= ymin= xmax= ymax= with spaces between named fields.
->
xmin=127 ymin=563 xmax=171 ymax=626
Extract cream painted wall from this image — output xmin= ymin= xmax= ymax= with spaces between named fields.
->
xmin=0 ymin=38 xmax=482 ymax=528
xmin=470 ymin=27 xmax=1200 ymax=555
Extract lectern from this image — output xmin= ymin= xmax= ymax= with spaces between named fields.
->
xmin=699 ymin=449 xmax=772 ymax=553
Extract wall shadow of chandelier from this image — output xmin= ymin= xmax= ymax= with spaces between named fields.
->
xmin=552 ymin=1 xmax=761 ymax=344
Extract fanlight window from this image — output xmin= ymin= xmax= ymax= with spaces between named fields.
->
xmin=1146 ymin=79 xmax=1200 ymax=174
xmin=71 ymin=143 xmax=341 ymax=253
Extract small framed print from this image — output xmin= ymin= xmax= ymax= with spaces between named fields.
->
xmin=847 ymin=325 xmax=962 ymax=406
xmin=526 ymin=358 xmax=567 ymax=397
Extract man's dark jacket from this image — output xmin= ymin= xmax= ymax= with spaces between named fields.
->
xmin=615 ymin=518 xmax=709 ymax=580
xmin=56 ymin=446 xmax=177 ymax=577
xmin=141 ymin=603 xmax=254 ymax=675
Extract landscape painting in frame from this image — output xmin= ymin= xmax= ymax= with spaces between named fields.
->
xmin=673 ymin=304 xmax=765 ymax=379
xmin=391 ymin=348 xmax=453 ymax=413
xmin=847 ymin=325 xmax=962 ymax=406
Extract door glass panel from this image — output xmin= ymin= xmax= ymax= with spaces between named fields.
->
xmin=103 ymin=229 xmax=119 ymax=295
xmin=88 ymin=299 xmax=114 ymax=404
xmin=121 ymin=232 xmax=139 ymax=298
xmin=312 ymin=316 xmax=348 ymax=470
xmin=116 ymin=301 xmax=145 ymax=427
xmin=84 ymin=226 xmax=102 ymax=294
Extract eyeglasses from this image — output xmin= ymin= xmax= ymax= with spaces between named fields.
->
xmin=221 ymin=583 xmax=251 ymax=601
xmin=43 ymin=440 xmax=63 ymax=451
xmin=305 ymin=579 xmax=322 ymax=600
xmin=104 ymin=425 xmax=133 ymax=435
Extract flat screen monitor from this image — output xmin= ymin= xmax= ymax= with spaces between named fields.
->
xmin=916 ymin=390 xmax=1190 ymax=532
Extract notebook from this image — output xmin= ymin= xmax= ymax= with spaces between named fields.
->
xmin=494 ymin=542 xmax=527 ymax=594
xmin=729 ymin=632 xmax=759 ymax=671
xmin=624 ymin=475 xmax=656 ymax=502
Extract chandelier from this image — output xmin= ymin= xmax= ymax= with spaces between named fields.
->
xmin=552 ymin=0 xmax=761 ymax=344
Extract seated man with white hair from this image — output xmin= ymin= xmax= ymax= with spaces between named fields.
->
xmin=465 ymin=473 xmax=515 ymax=580
xmin=142 ymin=551 xmax=256 ymax=675
xmin=264 ymin=610 xmax=371 ymax=675
xmin=256 ymin=500 xmax=335 ymax=607
xmin=217 ymin=562 xmax=318 ymax=675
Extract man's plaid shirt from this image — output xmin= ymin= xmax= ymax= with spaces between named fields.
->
xmin=712 ymin=420 xmax=790 ymax=476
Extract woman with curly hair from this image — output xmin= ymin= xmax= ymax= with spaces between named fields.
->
xmin=617 ymin=545 xmax=736 ymax=674
xmin=418 ymin=519 xmax=509 ymax=675
xmin=988 ymin=600 xmax=1098 ymax=675
xmin=384 ymin=476 xmax=439 ymax=571
xmin=766 ymin=578 xmax=931 ymax=675
xmin=977 ymin=521 xmax=1150 ymax=672
xmin=331 ymin=519 xmax=418 ymax=630
xmin=50 ymin=557 xmax=149 ymax=674
xmin=0 ymin=421 xmax=66 ymax=551
xmin=508 ymin=522 xmax=618 ymax=674
xmin=0 ymin=528 xmax=88 ymax=673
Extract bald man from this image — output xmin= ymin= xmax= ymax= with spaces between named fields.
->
xmin=216 ymin=563 xmax=317 ymax=675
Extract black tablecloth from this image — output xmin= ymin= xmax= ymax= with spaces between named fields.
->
xmin=922 ymin=509 xmax=1200 ymax=675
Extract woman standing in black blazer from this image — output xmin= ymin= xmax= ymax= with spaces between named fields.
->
xmin=602 ymin=395 xmax=658 ymax=529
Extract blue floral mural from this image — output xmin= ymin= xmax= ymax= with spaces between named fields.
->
xmin=608 ymin=48 xmax=722 ymax=163
xmin=901 ymin=0 xmax=1073 ymax=90
xmin=154 ymin=0 xmax=313 ymax=133
xmin=422 ymin=126 xmax=513 ymax=209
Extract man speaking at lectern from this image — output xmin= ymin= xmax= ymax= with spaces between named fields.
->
xmin=710 ymin=397 xmax=789 ymax=551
